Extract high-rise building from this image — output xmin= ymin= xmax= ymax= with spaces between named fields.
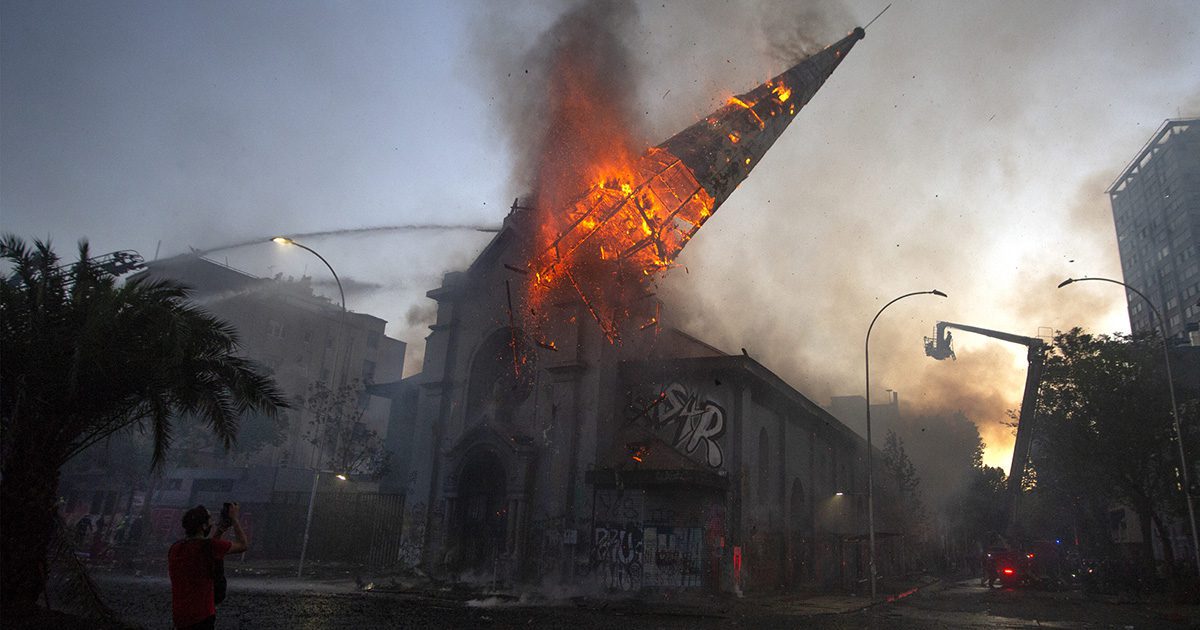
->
xmin=1108 ymin=117 xmax=1200 ymax=342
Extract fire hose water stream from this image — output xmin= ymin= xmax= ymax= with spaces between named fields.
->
xmin=184 ymin=223 xmax=500 ymax=259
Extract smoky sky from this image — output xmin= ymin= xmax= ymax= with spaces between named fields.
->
xmin=467 ymin=0 xmax=1198 ymax=470
xmin=4 ymin=1 xmax=1199 ymax=465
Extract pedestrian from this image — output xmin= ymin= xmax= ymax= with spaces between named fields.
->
xmin=168 ymin=503 xmax=248 ymax=629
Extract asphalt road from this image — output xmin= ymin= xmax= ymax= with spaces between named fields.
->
xmin=833 ymin=579 xmax=1194 ymax=629
xmin=89 ymin=575 xmax=1198 ymax=629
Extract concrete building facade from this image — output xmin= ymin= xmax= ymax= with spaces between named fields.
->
xmin=1109 ymin=117 xmax=1200 ymax=342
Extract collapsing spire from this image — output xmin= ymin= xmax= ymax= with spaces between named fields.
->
xmin=526 ymin=28 xmax=867 ymax=341
xmin=661 ymin=27 xmax=866 ymax=208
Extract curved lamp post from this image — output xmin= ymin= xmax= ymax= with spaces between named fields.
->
xmin=865 ymin=289 xmax=947 ymax=599
xmin=271 ymin=235 xmax=350 ymax=390
xmin=1058 ymin=276 xmax=1200 ymax=571
xmin=270 ymin=237 xmax=346 ymax=313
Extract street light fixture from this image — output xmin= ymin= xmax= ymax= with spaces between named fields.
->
xmin=1058 ymin=276 xmax=1200 ymax=571
xmin=297 ymin=470 xmax=349 ymax=578
xmin=270 ymin=237 xmax=346 ymax=313
xmin=865 ymin=289 xmax=947 ymax=599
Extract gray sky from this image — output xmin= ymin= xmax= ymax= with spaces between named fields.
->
xmin=4 ymin=0 xmax=1198 ymax=470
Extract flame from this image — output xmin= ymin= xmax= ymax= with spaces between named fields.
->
xmin=525 ymin=142 xmax=715 ymax=342
xmin=515 ymin=25 xmax=859 ymax=343
xmin=728 ymin=95 xmax=755 ymax=109
xmin=772 ymin=83 xmax=792 ymax=103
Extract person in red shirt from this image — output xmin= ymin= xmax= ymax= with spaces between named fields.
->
xmin=168 ymin=503 xmax=248 ymax=629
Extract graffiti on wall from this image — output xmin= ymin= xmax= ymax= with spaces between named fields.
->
xmin=650 ymin=382 xmax=727 ymax=468
xmin=589 ymin=490 xmax=645 ymax=591
xmin=592 ymin=523 xmax=644 ymax=591
xmin=642 ymin=526 xmax=703 ymax=588
xmin=530 ymin=512 xmax=588 ymax=579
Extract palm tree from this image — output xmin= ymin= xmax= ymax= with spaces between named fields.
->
xmin=0 ymin=235 xmax=288 ymax=616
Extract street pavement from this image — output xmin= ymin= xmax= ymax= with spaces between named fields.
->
xmin=81 ymin=574 xmax=1200 ymax=629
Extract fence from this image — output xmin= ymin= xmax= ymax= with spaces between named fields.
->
xmin=257 ymin=491 xmax=406 ymax=568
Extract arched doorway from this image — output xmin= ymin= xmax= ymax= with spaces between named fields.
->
xmin=454 ymin=450 xmax=509 ymax=572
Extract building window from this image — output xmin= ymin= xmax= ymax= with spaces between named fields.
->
xmin=302 ymin=329 xmax=313 ymax=344
xmin=367 ymin=331 xmax=381 ymax=349
xmin=268 ymin=320 xmax=284 ymax=339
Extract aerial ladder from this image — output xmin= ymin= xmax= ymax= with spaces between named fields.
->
xmin=924 ymin=321 xmax=1048 ymax=534
xmin=1 ymin=249 xmax=145 ymax=288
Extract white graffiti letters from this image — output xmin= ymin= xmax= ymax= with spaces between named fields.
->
xmin=655 ymin=383 xmax=726 ymax=468
xmin=592 ymin=525 xmax=643 ymax=591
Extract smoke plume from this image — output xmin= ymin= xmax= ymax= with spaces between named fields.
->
xmin=467 ymin=1 xmax=1137 ymax=479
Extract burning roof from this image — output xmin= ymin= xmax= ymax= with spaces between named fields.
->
xmin=523 ymin=27 xmax=867 ymax=343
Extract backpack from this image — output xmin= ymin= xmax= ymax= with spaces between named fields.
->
xmin=203 ymin=538 xmax=228 ymax=605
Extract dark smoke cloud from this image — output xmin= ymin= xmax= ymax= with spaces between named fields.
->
xmin=469 ymin=0 xmax=646 ymax=208
xmin=759 ymin=0 xmax=855 ymax=64
xmin=405 ymin=302 xmax=438 ymax=328
xmin=462 ymin=0 xmax=1183 ymax=479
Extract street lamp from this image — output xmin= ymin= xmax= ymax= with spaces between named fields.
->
xmin=865 ymin=289 xmax=947 ymax=599
xmin=270 ymin=237 xmax=346 ymax=313
xmin=271 ymin=235 xmax=355 ymax=466
xmin=1058 ymin=276 xmax=1200 ymax=571
xmin=297 ymin=470 xmax=349 ymax=578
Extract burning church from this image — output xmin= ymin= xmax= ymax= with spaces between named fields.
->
xmin=384 ymin=17 xmax=907 ymax=592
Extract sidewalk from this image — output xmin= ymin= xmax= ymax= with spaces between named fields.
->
xmin=730 ymin=574 xmax=940 ymax=617
xmin=359 ymin=570 xmax=941 ymax=619
xmin=99 ymin=554 xmax=940 ymax=619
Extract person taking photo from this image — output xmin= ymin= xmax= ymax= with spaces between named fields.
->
xmin=168 ymin=503 xmax=248 ymax=629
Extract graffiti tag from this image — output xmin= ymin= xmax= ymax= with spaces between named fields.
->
xmin=654 ymin=383 xmax=726 ymax=468
xmin=592 ymin=524 xmax=643 ymax=591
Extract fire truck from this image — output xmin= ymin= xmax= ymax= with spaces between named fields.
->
xmin=925 ymin=322 xmax=1056 ymax=587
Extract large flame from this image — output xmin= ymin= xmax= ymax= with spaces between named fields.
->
xmin=521 ymin=27 xmax=865 ymax=343
xmin=526 ymin=148 xmax=715 ymax=342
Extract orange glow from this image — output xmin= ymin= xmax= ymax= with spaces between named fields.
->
xmin=516 ymin=25 xmax=841 ymax=343
xmin=728 ymin=95 xmax=755 ymax=109
xmin=525 ymin=144 xmax=716 ymax=342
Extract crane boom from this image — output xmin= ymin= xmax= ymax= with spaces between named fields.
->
xmin=924 ymin=321 xmax=1048 ymax=535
